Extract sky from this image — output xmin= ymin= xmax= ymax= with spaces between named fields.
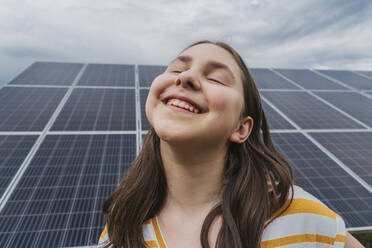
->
xmin=1 ymin=0 xmax=372 ymax=85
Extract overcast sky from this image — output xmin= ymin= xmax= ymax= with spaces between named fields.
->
xmin=1 ymin=0 xmax=371 ymax=85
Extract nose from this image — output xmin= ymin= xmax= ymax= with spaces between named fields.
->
xmin=175 ymin=70 xmax=201 ymax=90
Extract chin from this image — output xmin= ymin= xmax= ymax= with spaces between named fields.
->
xmin=154 ymin=124 xmax=197 ymax=144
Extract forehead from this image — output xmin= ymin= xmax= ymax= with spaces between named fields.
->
xmin=179 ymin=43 xmax=242 ymax=79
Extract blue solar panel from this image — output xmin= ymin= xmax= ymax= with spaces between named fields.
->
xmin=262 ymin=91 xmax=363 ymax=129
xmin=9 ymin=62 xmax=83 ymax=85
xmin=272 ymin=133 xmax=372 ymax=228
xmin=51 ymin=88 xmax=136 ymax=131
xmin=314 ymin=92 xmax=372 ymax=127
xmin=262 ymin=101 xmax=295 ymax=130
xmin=310 ymin=132 xmax=372 ymax=187
xmin=0 ymin=135 xmax=38 ymax=197
xmin=77 ymin=64 xmax=135 ymax=87
xmin=250 ymin=68 xmax=300 ymax=89
xmin=0 ymin=87 xmax=67 ymax=131
xmin=0 ymin=134 xmax=136 ymax=248
xmin=140 ymin=89 xmax=151 ymax=130
xmin=317 ymin=70 xmax=372 ymax=90
xmin=274 ymin=69 xmax=347 ymax=90
xmin=139 ymin=65 xmax=166 ymax=87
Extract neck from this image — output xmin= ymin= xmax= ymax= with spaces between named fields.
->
xmin=160 ymin=140 xmax=226 ymax=214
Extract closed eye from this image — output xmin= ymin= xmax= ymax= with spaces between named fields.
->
xmin=208 ymin=78 xmax=224 ymax=85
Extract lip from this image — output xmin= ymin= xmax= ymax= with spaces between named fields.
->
xmin=162 ymin=94 xmax=204 ymax=113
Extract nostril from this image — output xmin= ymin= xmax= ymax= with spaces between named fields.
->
xmin=187 ymin=81 xmax=194 ymax=88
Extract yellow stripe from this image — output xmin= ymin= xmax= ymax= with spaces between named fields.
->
xmin=152 ymin=217 xmax=167 ymax=248
xmin=145 ymin=240 xmax=159 ymax=247
xmin=335 ymin=234 xmax=346 ymax=243
xmin=271 ymin=198 xmax=338 ymax=220
xmin=144 ymin=220 xmax=151 ymax=224
xmin=99 ymin=224 xmax=108 ymax=240
xmin=261 ymin=233 xmax=337 ymax=247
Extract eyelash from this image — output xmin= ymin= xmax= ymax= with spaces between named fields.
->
xmin=208 ymin=78 xmax=224 ymax=85
xmin=169 ymin=70 xmax=224 ymax=85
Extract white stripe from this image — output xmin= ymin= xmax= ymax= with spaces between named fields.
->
xmin=143 ymin=220 xmax=157 ymax=241
xmin=275 ymin=242 xmax=336 ymax=248
xmin=262 ymin=213 xmax=340 ymax=242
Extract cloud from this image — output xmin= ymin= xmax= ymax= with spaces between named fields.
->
xmin=1 ymin=0 xmax=371 ymax=84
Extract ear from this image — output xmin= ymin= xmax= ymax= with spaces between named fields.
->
xmin=229 ymin=116 xmax=254 ymax=144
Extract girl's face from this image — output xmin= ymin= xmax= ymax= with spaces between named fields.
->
xmin=146 ymin=43 xmax=246 ymax=148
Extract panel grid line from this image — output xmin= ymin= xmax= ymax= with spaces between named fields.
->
xmin=135 ymin=64 xmax=141 ymax=154
xmin=58 ymin=136 xmax=98 ymax=245
xmin=352 ymin=70 xmax=372 ymax=81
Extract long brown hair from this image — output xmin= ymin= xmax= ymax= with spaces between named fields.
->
xmin=102 ymin=40 xmax=294 ymax=248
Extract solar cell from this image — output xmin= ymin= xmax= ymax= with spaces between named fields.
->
xmin=9 ymin=62 xmax=83 ymax=86
xmin=262 ymin=91 xmax=363 ymax=129
xmin=139 ymin=65 xmax=166 ymax=87
xmin=317 ymin=70 xmax=372 ymax=90
xmin=51 ymin=88 xmax=136 ymax=131
xmin=250 ymin=68 xmax=300 ymax=89
xmin=274 ymin=69 xmax=347 ymax=90
xmin=0 ymin=135 xmax=38 ymax=198
xmin=140 ymin=89 xmax=151 ymax=130
xmin=0 ymin=87 xmax=67 ymax=131
xmin=77 ymin=64 xmax=135 ymax=87
xmin=272 ymin=132 xmax=372 ymax=228
xmin=0 ymin=134 xmax=136 ymax=248
xmin=310 ymin=132 xmax=372 ymax=187
xmin=314 ymin=92 xmax=372 ymax=128
xmin=262 ymin=101 xmax=295 ymax=130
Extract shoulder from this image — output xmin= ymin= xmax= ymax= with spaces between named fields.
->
xmin=261 ymin=185 xmax=346 ymax=248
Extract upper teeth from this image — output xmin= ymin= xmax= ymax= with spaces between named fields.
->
xmin=166 ymin=99 xmax=200 ymax=113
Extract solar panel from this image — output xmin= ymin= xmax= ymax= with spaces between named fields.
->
xmin=314 ymin=92 xmax=372 ymax=127
xmin=77 ymin=64 xmax=135 ymax=87
xmin=0 ymin=87 xmax=67 ymax=131
xmin=310 ymin=132 xmax=372 ymax=187
xmin=262 ymin=101 xmax=295 ymax=130
xmin=316 ymin=70 xmax=372 ymax=90
xmin=272 ymin=133 xmax=372 ymax=228
xmin=140 ymin=89 xmax=151 ymax=130
xmin=262 ymin=91 xmax=363 ymax=129
xmin=0 ymin=135 xmax=38 ymax=197
xmin=0 ymin=134 xmax=136 ymax=247
xmin=51 ymin=88 xmax=136 ymax=131
xmin=274 ymin=69 xmax=348 ymax=90
xmin=138 ymin=65 xmax=166 ymax=87
xmin=250 ymin=68 xmax=300 ymax=89
xmin=9 ymin=62 xmax=83 ymax=86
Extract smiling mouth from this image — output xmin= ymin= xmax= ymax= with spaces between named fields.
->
xmin=163 ymin=98 xmax=202 ymax=114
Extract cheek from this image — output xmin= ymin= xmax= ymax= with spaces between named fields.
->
xmin=211 ymin=89 xmax=243 ymax=114
xmin=145 ymin=74 xmax=172 ymax=122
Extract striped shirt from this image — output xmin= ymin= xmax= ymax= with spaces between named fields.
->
xmin=99 ymin=186 xmax=346 ymax=247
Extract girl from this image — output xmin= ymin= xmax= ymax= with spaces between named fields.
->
xmin=99 ymin=41 xmax=363 ymax=247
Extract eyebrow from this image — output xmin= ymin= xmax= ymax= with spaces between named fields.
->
xmin=169 ymin=55 xmax=236 ymax=81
